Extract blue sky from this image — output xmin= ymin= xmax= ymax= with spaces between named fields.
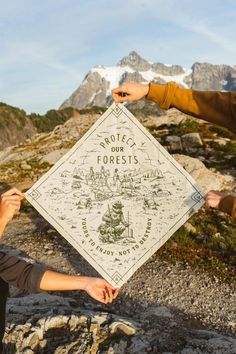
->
xmin=1 ymin=0 xmax=236 ymax=114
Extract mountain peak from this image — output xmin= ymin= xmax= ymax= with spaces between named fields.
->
xmin=60 ymin=53 xmax=235 ymax=110
xmin=118 ymin=51 xmax=151 ymax=71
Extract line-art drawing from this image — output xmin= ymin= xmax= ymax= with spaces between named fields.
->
xmin=26 ymin=103 xmax=204 ymax=287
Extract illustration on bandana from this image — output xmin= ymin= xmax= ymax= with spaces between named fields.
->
xmin=26 ymin=103 xmax=204 ymax=287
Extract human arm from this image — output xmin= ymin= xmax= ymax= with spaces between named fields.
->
xmin=0 ymin=252 xmax=119 ymax=303
xmin=205 ymin=190 xmax=236 ymax=221
xmin=39 ymin=271 xmax=119 ymax=303
xmin=0 ymin=189 xmax=119 ymax=303
xmin=112 ymin=82 xmax=236 ymax=134
xmin=147 ymin=82 xmax=236 ymax=134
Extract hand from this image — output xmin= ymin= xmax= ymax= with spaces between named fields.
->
xmin=112 ymin=82 xmax=149 ymax=103
xmin=82 ymin=277 xmax=120 ymax=304
xmin=204 ymin=190 xmax=226 ymax=209
xmin=0 ymin=188 xmax=24 ymax=226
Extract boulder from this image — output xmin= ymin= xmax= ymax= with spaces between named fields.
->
xmin=40 ymin=149 xmax=69 ymax=165
xmin=166 ymin=135 xmax=183 ymax=152
xmin=173 ymin=154 xmax=234 ymax=192
xmin=20 ymin=162 xmax=32 ymax=171
xmin=181 ymin=132 xmax=203 ymax=151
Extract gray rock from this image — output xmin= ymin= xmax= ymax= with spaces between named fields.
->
xmin=173 ymin=154 xmax=234 ymax=192
xmin=40 ymin=148 xmax=69 ymax=165
xmin=119 ymin=51 xmax=151 ymax=71
xmin=191 ymin=62 xmax=232 ymax=91
xmin=119 ymin=71 xmax=147 ymax=85
xmin=0 ymin=150 xmax=36 ymax=165
xmin=20 ymin=162 xmax=32 ymax=170
xmin=181 ymin=133 xmax=203 ymax=151
xmin=226 ymin=68 xmax=236 ymax=91
xmin=166 ymin=135 xmax=183 ymax=152
xmin=184 ymin=222 xmax=197 ymax=234
xmin=109 ymin=320 xmax=137 ymax=336
xmin=142 ymin=305 xmax=174 ymax=319
xmin=60 ymin=71 xmax=110 ymax=109
xmin=152 ymin=62 xmax=184 ymax=76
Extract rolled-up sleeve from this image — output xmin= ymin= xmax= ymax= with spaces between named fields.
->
xmin=0 ymin=251 xmax=46 ymax=292
xmin=219 ymin=195 xmax=236 ymax=222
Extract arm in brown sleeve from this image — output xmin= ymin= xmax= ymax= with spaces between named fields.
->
xmin=147 ymin=82 xmax=236 ymax=134
xmin=219 ymin=195 xmax=236 ymax=222
xmin=0 ymin=251 xmax=46 ymax=292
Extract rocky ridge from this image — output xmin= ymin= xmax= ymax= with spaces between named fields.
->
xmin=60 ymin=51 xmax=236 ymax=110
xmin=0 ymin=102 xmax=78 ymax=150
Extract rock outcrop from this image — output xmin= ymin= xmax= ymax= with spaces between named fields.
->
xmin=191 ymin=62 xmax=232 ymax=91
xmin=3 ymin=293 xmax=236 ymax=354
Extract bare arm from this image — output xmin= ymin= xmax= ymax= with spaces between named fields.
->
xmin=112 ymin=82 xmax=149 ymax=103
xmin=39 ymin=270 xmax=120 ymax=304
xmin=0 ymin=188 xmax=120 ymax=303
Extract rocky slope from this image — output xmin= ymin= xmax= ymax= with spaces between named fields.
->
xmin=60 ymin=51 xmax=236 ymax=109
xmin=0 ymin=108 xmax=235 ymax=353
xmin=0 ymin=103 xmax=37 ymax=150
xmin=0 ymin=102 xmax=79 ymax=150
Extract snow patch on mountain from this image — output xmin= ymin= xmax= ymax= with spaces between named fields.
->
xmin=140 ymin=68 xmax=192 ymax=88
xmin=91 ymin=65 xmax=135 ymax=94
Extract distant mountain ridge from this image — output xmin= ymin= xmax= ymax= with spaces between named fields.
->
xmin=60 ymin=51 xmax=236 ymax=110
xmin=0 ymin=103 xmax=78 ymax=150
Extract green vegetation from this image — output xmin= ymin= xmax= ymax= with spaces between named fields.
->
xmin=0 ymin=102 xmax=27 ymax=129
xmin=172 ymin=118 xmax=236 ymax=140
xmin=0 ymin=158 xmax=51 ymax=183
xmin=159 ymin=208 xmax=236 ymax=284
xmin=29 ymin=107 xmax=77 ymax=132
xmin=0 ymin=102 xmax=80 ymax=136
xmin=204 ymin=139 xmax=236 ymax=169
xmin=78 ymin=106 xmax=106 ymax=115
xmin=172 ymin=118 xmax=200 ymax=135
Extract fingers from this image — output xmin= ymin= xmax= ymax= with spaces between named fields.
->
xmin=1 ymin=188 xmax=24 ymax=199
xmin=96 ymin=287 xmax=120 ymax=304
xmin=104 ymin=286 xmax=113 ymax=303
xmin=2 ymin=201 xmax=21 ymax=213
xmin=112 ymin=92 xmax=128 ymax=103
xmin=112 ymin=85 xmax=130 ymax=103
xmin=113 ymin=96 xmax=128 ymax=103
xmin=204 ymin=190 xmax=225 ymax=209
xmin=104 ymin=285 xmax=120 ymax=303
xmin=112 ymin=82 xmax=149 ymax=103
xmin=112 ymin=288 xmax=120 ymax=299
xmin=86 ymin=279 xmax=120 ymax=304
xmin=1 ymin=195 xmax=23 ymax=202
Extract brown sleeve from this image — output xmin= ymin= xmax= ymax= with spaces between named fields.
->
xmin=0 ymin=251 xmax=46 ymax=292
xmin=147 ymin=82 xmax=236 ymax=134
xmin=219 ymin=195 xmax=236 ymax=221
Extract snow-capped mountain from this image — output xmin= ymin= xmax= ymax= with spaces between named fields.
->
xmin=60 ymin=51 xmax=236 ymax=110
